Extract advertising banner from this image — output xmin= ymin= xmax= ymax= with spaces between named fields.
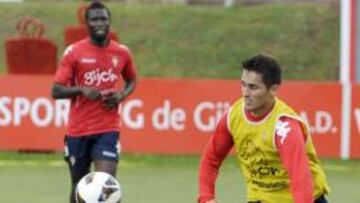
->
xmin=0 ymin=75 xmax=64 ymax=150
xmin=0 ymin=75 xmax=345 ymax=157
xmin=278 ymin=81 xmax=342 ymax=158
xmin=350 ymin=84 xmax=360 ymax=158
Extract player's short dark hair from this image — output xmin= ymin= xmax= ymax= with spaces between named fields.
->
xmin=85 ymin=1 xmax=111 ymax=21
xmin=241 ymin=54 xmax=282 ymax=88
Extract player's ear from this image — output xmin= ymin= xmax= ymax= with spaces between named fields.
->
xmin=269 ymin=84 xmax=279 ymax=96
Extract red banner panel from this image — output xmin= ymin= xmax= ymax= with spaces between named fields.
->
xmin=278 ymin=81 xmax=342 ymax=158
xmin=120 ymin=78 xmax=238 ymax=155
xmin=0 ymin=75 xmax=63 ymax=150
xmin=350 ymin=84 xmax=360 ymax=158
xmin=0 ymin=75 xmax=343 ymax=157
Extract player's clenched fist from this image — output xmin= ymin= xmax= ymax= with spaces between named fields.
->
xmin=102 ymin=92 xmax=125 ymax=110
xmin=79 ymin=86 xmax=102 ymax=100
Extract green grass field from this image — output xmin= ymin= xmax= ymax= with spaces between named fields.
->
xmin=0 ymin=152 xmax=359 ymax=202
xmin=0 ymin=1 xmax=339 ymax=80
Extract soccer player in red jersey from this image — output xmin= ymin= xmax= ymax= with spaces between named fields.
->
xmin=51 ymin=2 xmax=137 ymax=203
xmin=198 ymin=55 xmax=330 ymax=203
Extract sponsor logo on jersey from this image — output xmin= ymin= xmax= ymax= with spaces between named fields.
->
xmin=84 ymin=68 xmax=118 ymax=86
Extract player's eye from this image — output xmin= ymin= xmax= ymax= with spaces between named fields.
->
xmin=248 ymin=84 xmax=258 ymax=90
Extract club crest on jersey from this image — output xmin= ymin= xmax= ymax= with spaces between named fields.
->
xmin=112 ymin=56 xmax=119 ymax=68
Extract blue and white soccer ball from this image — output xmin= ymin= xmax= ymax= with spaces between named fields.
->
xmin=75 ymin=172 xmax=122 ymax=203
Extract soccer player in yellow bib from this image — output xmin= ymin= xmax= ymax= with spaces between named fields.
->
xmin=197 ymin=54 xmax=330 ymax=203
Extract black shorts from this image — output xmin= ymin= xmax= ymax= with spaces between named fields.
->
xmin=314 ymin=195 xmax=328 ymax=203
xmin=64 ymin=131 xmax=120 ymax=172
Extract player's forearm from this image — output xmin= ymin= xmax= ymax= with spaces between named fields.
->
xmin=198 ymin=117 xmax=233 ymax=203
xmin=51 ymin=83 xmax=82 ymax=99
xmin=285 ymin=147 xmax=313 ymax=203
xmin=198 ymin=158 xmax=217 ymax=203
xmin=198 ymin=113 xmax=233 ymax=203
xmin=198 ymin=137 xmax=225 ymax=203
xmin=120 ymin=78 xmax=136 ymax=98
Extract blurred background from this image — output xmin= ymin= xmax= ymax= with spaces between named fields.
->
xmin=0 ymin=0 xmax=359 ymax=203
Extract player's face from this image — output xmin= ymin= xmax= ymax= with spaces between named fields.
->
xmin=241 ymin=69 xmax=277 ymax=115
xmin=86 ymin=8 xmax=110 ymax=41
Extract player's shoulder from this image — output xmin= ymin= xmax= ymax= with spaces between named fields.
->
xmin=62 ymin=38 xmax=88 ymax=57
xmin=110 ymin=40 xmax=132 ymax=53
xmin=276 ymin=115 xmax=303 ymax=132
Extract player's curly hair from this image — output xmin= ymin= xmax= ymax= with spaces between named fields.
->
xmin=241 ymin=54 xmax=282 ymax=89
xmin=85 ymin=0 xmax=111 ymax=21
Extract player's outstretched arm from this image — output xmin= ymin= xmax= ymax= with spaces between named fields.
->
xmin=51 ymin=83 xmax=102 ymax=100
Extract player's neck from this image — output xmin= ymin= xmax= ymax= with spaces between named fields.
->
xmin=247 ymin=98 xmax=275 ymax=120
xmin=90 ymin=37 xmax=109 ymax=47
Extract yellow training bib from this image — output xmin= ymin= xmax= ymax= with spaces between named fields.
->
xmin=227 ymin=98 xmax=330 ymax=202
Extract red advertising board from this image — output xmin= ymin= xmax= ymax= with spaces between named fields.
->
xmin=350 ymin=84 xmax=360 ymax=158
xmin=0 ymin=75 xmax=63 ymax=150
xmin=278 ymin=81 xmax=342 ymax=158
xmin=0 ymin=75 xmax=348 ymax=157
xmin=120 ymin=78 xmax=238 ymax=154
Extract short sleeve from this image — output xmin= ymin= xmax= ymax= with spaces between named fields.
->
xmin=54 ymin=45 xmax=76 ymax=85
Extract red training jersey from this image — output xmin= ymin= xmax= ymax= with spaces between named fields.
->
xmin=54 ymin=37 xmax=137 ymax=136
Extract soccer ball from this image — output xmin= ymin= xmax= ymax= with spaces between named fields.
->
xmin=75 ymin=171 xmax=122 ymax=203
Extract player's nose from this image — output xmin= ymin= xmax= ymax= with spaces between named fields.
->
xmin=242 ymin=86 xmax=250 ymax=97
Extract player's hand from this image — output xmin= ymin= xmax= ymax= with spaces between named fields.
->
xmin=80 ymin=86 xmax=102 ymax=100
xmin=102 ymin=91 xmax=125 ymax=110
xmin=205 ymin=200 xmax=217 ymax=203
